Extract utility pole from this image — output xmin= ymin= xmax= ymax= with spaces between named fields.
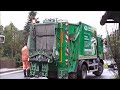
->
xmin=0 ymin=11 xmax=1 ymax=25
xmin=14 ymin=28 xmax=17 ymax=56
xmin=11 ymin=23 xmax=13 ymax=60
xmin=119 ymin=23 xmax=120 ymax=40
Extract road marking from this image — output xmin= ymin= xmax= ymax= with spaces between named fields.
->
xmin=30 ymin=77 xmax=47 ymax=79
xmin=0 ymin=70 xmax=23 ymax=76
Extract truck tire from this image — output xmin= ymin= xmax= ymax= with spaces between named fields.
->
xmin=77 ymin=64 xmax=87 ymax=79
xmin=113 ymin=64 xmax=117 ymax=70
xmin=48 ymin=71 xmax=58 ymax=79
xmin=93 ymin=63 xmax=103 ymax=76
xmin=68 ymin=72 xmax=77 ymax=79
xmin=47 ymin=63 xmax=58 ymax=79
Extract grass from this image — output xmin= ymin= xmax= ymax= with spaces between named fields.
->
xmin=103 ymin=64 xmax=108 ymax=69
xmin=115 ymin=77 xmax=120 ymax=79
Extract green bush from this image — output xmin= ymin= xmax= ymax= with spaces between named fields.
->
xmin=104 ymin=64 xmax=108 ymax=69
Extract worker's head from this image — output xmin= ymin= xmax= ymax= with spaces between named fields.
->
xmin=24 ymin=42 xmax=27 ymax=46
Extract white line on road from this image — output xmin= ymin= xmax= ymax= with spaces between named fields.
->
xmin=30 ymin=77 xmax=47 ymax=79
xmin=0 ymin=70 xmax=23 ymax=76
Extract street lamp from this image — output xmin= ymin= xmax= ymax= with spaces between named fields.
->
xmin=0 ymin=35 xmax=5 ymax=43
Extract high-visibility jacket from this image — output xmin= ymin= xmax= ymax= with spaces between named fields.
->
xmin=21 ymin=46 xmax=28 ymax=61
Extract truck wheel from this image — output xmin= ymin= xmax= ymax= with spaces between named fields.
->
xmin=77 ymin=64 xmax=87 ymax=79
xmin=113 ymin=64 xmax=117 ymax=70
xmin=48 ymin=71 xmax=58 ymax=79
xmin=93 ymin=63 xmax=103 ymax=76
xmin=68 ymin=73 xmax=77 ymax=79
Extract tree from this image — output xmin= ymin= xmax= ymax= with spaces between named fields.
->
xmin=24 ymin=11 xmax=37 ymax=32
xmin=100 ymin=11 xmax=120 ymax=78
xmin=0 ymin=25 xmax=4 ymax=58
xmin=2 ymin=23 xmax=24 ymax=58
xmin=0 ymin=25 xmax=4 ymax=35
xmin=1 ymin=11 xmax=38 ymax=66
xmin=3 ymin=23 xmax=13 ymax=58
xmin=28 ymin=11 xmax=37 ymax=20
xmin=105 ymin=27 xmax=120 ymax=78
xmin=0 ymin=22 xmax=28 ymax=67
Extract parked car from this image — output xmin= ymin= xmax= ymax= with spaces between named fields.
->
xmin=107 ymin=59 xmax=117 ymax=70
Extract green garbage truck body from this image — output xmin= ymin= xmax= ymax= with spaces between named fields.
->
xmin=27 ymin=20 xmax=104 ymax=79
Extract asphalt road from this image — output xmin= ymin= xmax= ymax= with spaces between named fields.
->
xmin=87 ymin=69 xmax=117 ymax=79
xmin=0 ymin=70 xmax=47 ymax=79
xmin=0 ymin=69 xmax=117 ymax=79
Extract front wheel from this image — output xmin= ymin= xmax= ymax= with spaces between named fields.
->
xmin=93 ymin=63 xmax=103 ymax=76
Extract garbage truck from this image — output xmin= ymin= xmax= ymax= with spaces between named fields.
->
xmin=26 ymin=19 xmax=104 ymax=79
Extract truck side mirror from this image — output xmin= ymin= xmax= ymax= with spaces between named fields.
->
xmin=104 ymin=40 xmax=107 ymax=45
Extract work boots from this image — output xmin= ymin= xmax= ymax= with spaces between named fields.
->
xmin=24 ymin=70 xmax=27 ymax=77
xmin=26 ymin=69 xmax=30 ymax=77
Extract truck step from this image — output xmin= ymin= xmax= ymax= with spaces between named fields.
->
xmin=88 ymin=63 xmax=98 ymax=66
xmin=88 ymin=69 xmax=98 ymax=72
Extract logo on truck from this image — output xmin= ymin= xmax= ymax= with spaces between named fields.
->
xmin=84 ymin=26 xmax=91 ymax=31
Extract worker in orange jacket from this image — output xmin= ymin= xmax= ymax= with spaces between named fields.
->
xmin=21 ymin=42 xmax=30 ymax=77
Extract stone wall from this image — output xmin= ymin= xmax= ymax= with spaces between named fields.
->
xmin=0 ymin=60 xmax=16 ymax=68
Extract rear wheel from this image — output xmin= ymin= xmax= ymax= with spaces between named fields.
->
xmin=48 ymin=71 xmax=58 ymax=79
xmin=93 ymin=63 xmax=103 ymax=76
xmin=77 ymin=64 xmax=87 ymax=79
xmin=47 ymin=63 xmax=58 ymax=79
xmin=68 ymin=72 xmax=77 ymax=79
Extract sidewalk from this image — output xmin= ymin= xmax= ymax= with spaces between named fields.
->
xmin=0 ymin=67 xmax=22 ymax=74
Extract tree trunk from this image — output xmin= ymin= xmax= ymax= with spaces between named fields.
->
xmin=116 ymin=61 xmax=120 ymax=77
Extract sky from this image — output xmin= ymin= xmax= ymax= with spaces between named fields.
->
xmin=0 ymin=11 xmax=118 ymax=38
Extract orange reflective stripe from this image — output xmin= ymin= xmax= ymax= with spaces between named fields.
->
xmin=21 ymin=46 xmax=28 ymax=61
xmin=22 ymin=56 xmax=28 ymax=58
xmin=22 ymin=53 xmax=28 ymax=56
xmin=22 ymin=60 xmax=30 ymax=70
xmin=22 ymin=51 xmax=28 ymax=54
